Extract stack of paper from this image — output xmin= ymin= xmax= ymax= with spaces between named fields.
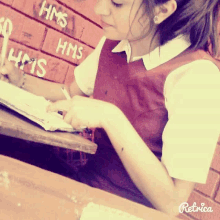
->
xmin=0 ymin=80 xmax=77 ymax=132
xmin=80 ymin=202 xmax=144 ymax=220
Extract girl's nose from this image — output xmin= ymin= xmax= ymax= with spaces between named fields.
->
xmin=94 ymin=0 xmax=111 ymax=16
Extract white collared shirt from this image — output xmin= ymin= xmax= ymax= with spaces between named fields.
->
xmin=74 ymin=36 xmax=220 ymax=184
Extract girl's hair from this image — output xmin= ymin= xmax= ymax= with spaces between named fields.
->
xmin=140 ymin=0 xmax=220 ymax=57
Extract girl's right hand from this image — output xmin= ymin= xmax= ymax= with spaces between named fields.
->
xmin=0 ymin=58 xmax=23 ymax=86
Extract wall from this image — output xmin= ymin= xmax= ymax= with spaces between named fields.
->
xmin=1 ymin=1 xmax=220 ymax=220
xmin=0 ymin=0 xmax=102 ymax=85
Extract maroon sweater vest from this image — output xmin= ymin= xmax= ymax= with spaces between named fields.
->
xmin=78 ymin=39 xmax=217 ymax=207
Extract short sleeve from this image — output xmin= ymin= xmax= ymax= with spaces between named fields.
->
xmin=74 ymin=36 xmax=106 ymax=96
xmin=161 ymin=60 xmax=220 ymax=184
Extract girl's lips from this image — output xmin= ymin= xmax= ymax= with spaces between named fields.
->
xmin=101 ymin=20 xmax=112 ymax=28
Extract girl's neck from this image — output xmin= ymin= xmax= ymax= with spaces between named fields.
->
xmin=128 ymin=34 xmax=160 ymax=61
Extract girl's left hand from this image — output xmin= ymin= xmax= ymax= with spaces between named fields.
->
xmin=47 ymin=95 xmax=116 ymax=129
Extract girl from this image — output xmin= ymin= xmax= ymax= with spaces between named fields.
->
xmin=1 ymin=0 xmax=220 ymax=216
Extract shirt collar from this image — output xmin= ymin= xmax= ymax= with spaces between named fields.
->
xmin=111 ymin=35 xmax=191 ymax=70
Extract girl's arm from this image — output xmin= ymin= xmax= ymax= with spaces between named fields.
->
xmin=47 ymin=96 xmax=195 ymax=216
xmin=0 ymin=59 xmax=86 ymax=101
xmin=102 ymin=106 xmax=194 ymax=216
xmin=20 ymin=74 xmax=87 ymax=101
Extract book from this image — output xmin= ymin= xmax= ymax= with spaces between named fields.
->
xmin=0 ymin=80 xmax=78 ymax=132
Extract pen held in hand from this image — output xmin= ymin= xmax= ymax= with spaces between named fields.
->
xmin=60 ymin=86 xmax=87 ymax=130
xmin=61 ymin=86 xmax=71 ymax=100
xmin=60 ymin=86 xmax=71 ymax=116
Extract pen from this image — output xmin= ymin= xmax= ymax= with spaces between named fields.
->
xmin=60 ymin=86 xmax=87 ymax=130
xmin=18 ymin=58 xmax=36 ymax=67
xmin=1 ymin=30 xmax=9 ymax=67
xmin=61 ymin=86 xmax=71 ymax=100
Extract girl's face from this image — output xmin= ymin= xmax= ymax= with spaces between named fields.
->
xmin=94 ymin=0 xmax=151 ymax=41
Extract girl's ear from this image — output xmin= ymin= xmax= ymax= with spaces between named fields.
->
xmin=154 ymin=0 xmax=177 ymax=24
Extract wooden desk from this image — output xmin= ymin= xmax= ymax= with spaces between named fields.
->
xmin=0 ymin=155 xmax=180 ymax=220
xmin=0 ymin=104 xmax=97 ymax=154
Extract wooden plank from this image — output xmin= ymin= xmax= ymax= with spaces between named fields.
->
xmin=0 ymin=105 xmax=97 ymax=154
xmin=0 ymin=155 xmax=181 ymax=220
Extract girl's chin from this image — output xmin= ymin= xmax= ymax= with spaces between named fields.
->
xmin=103 ymin=31 xmax=126 ymax=41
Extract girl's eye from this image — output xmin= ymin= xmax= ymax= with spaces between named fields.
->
xmin=111 ymin=1 xmax=123 ymax=7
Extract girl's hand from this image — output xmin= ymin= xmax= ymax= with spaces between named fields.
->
xmin=47 ymin=95 xmax=117 ymax=130
xmin=0 ymin=58 xmax=22 ymax=86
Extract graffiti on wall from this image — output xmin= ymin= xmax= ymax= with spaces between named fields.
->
xmin=56 ymin=38 xmax=83 ymax=60
xmin=39 ymin=0 xmax=68 ymax=28
xmin=8 ymin=49 xmax=47 ymax=77
xmin=0 ymin=1 xmax=85 ymax=79
xmin=0 ymin=17 xmax=13 ymax=36
xmin=0 ymin=16 xmax=47 ymax=77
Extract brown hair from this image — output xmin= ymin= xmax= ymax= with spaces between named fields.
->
xmin=139 ymin=0 xmax=220 ymax=56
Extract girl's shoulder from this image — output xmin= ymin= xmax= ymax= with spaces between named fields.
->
xmin=164 ymin=59 xmax=220 ymax=99
xmin=183 ymin=59 xmax=220 ymax=73
xmin=169 ymin=58 xmax=220 ymax=81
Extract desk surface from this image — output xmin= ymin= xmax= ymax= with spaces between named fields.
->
xmin=0 ymin=155 xmax=180 ymax=220
xmin=0 ymin=105 xmax=97 ymax=154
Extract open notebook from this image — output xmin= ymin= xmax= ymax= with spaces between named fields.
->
xmin=0 ymin=80 xmax=77 ymax=132
xmin=80 ymin=202 xmax=144 ymax=220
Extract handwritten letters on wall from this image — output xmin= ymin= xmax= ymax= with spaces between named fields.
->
xmin=0 ymin=0 xmax=86 ymax=79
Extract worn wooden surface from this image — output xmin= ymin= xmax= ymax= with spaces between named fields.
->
xmin=0 ymin=155 xmax=181 ymax=220
xmin=0 ymin=104 xmax=97 ymax=154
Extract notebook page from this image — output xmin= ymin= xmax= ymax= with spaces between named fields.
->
xmin=80 ymin=202 xmax=144 ymax=220
xmin=0 ymin=80 xmax=76 ymax=132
